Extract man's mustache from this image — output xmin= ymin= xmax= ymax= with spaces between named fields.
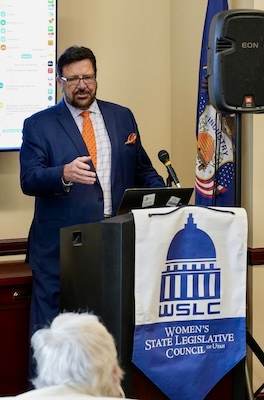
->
xmin=75 ymin=89 xmax=90 ymax=95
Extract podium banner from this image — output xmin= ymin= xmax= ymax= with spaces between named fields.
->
xmin=132 ymin=206 xmax=247 ymax=400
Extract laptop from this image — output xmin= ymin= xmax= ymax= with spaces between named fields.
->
xmin=117 ymin=187 xmax=194 ymax=215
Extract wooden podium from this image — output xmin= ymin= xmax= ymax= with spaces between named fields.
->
xmin=60 ymin=213 xmax=244 ymax=400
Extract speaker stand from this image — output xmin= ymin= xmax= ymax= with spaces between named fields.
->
xmin=234 ymin=113 xmax=242 ymax=206
xmin=245 ymin=360 xmax=254 ymax=400
xmin=235 ymin=113 xmax=264 ymax=399
xmin=246 ymin=330 xmax=264 ymax=398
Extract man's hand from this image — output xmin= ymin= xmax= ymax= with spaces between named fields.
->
xmin=63 ymin=156 xmax=96 ymax=185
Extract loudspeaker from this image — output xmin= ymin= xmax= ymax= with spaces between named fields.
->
xmin=208 ymin=9 xmax=264 ymax=113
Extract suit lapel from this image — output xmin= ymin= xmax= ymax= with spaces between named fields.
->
xmin=56 ymin=99 xmax=88 ymax=156
xmin=56 ymin=99 xmax=120 ymax=181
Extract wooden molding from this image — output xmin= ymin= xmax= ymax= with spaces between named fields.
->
xmin=0 ymin=239 xmax=264 ymax=266
xmin=0 ymin=238 xmax=28 ymax=256
xmin=248 ymin=247 xmax=264 ymax=266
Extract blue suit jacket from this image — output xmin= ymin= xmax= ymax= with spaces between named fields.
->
xmin=20 ymin=99 xmax=164 ymax=275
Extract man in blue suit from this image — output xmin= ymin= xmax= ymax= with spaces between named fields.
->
xmin=20 ymin=45 xmax=164 ymax=381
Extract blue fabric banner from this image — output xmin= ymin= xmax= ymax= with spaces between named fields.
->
xmin=132 ymin=206 xmax=247 ymax=400
xmin=195 ymin=0 xmax=236 ymax=206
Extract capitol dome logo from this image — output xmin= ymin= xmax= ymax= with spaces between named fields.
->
xmin=159 ymin=213 xmax=221 ymax=318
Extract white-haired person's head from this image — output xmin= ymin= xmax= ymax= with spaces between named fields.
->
xmin=31 ymin=312 xmax=124 ymax=397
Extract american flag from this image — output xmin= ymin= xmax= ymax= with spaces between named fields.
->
xmin=195 ymin=0 xmax=236 ymax=206
xmin=196 ymin=162 xmax=234 ymax=198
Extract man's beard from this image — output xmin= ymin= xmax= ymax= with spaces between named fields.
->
xmin=66 ymin=87 xmax=97 ymax=109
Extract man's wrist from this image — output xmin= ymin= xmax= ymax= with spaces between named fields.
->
xmin=61 ymin=177 xmax=73 ymax=193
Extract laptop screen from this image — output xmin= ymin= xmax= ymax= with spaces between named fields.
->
xmin=117 ymin=187 xmax=194 ymax=215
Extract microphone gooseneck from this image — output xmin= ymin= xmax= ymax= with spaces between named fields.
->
xmin=158 ymin=150 xmax=181 ymax=188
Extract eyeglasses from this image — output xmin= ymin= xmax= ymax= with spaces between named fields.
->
xmin=61 ymin=75 xmax=96 ymax=86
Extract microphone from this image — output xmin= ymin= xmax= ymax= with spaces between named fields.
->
xmin=158 ymin=150 xmax=181 ymax=188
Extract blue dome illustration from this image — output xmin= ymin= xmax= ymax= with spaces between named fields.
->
xmin=167 ymin=213 xmax=216 ymax=260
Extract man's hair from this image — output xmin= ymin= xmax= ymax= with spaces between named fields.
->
xmin=31 ymin=312 xmax=123 ymax=397
xmin=57 ymin=46 xmax=97 ymax=77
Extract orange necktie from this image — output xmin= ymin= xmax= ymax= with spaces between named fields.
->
xmin=81 ymin=111 xmax=97 ymax=169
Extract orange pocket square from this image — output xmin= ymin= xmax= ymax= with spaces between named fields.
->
xmin=124 ymin=133 xmax=137 ymax=145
